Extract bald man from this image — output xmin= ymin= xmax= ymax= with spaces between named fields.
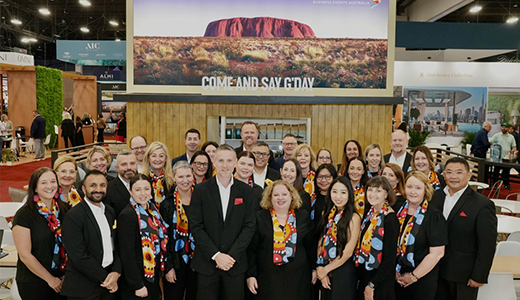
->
xmin=383 ymin=129 xmax=413 ymax=176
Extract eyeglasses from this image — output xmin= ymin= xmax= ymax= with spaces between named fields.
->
xmin=317 ymin=174 xmax=333 ymax=181
xmin=131 ymin=146 xmax=147 ymax=151
xmin=252 ymin=151 xmax=269 ymax=157
xmin=193 ymin=161 xmax=209 ymax=167
xmin=318 ymin=156 xmax=331 ymax=160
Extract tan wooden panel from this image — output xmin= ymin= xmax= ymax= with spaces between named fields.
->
xmin=330 ymin=105 xmax=340 ymax=162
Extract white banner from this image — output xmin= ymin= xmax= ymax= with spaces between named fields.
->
xmin=395 ymin=61 xmax=520 ymax=88
xmin=0 ymin=52 xmax=34 ymax=66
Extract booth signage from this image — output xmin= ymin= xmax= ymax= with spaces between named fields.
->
xmin=57 ymin=40 xmax=126 ymax=60
xmin=0 ymin=52 xmax=34 ymax=66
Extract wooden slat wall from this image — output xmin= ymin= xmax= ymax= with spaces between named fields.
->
xmin=127 ymin=102 xmax=392 ymax=161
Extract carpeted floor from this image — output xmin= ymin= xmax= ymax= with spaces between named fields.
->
xmin=0 ymin=158 xmax=51 ymax=202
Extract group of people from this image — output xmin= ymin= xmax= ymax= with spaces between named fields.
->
xmin=13 ymin=122 xmax=498 ymax=300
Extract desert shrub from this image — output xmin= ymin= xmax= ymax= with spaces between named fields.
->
xmin=212 ymin=53 xmax=229 ymax=68
xmin=241 ymin=50 xmax=268 ymax=62
xmin=305 ymin=46 xmax=324 ymax=59
xmin=192 ymin=46 xmax=209 ymax=59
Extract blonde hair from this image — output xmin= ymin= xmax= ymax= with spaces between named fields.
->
xmin=141 ymin=141 xmax=174 ymax=190
xmin=53 ymin=155 xmax=77 ymax=171
xmin=86 ymin=146 xmax=112 ymax=169
xmin=365 ymin=144 xmax=384 ymax=169
xmin=63 ymin=112 xmax=72 ymax=120
xmin=292 ymin=144 xmax=317 ymax=171
xmin=404 ymin=171 xmax=434 ymax=202
xmin=260 ymin=180 xmax=302 ymax=210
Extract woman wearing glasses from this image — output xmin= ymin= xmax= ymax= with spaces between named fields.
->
xmin=313 ymin=164 xmax=338 ymax=226
xmin=190 ymin=150 xmax=213 ymax=184
xmin=316 ymin=148 xmax=335 ymax=168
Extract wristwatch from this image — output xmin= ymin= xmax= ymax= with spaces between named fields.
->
xmin=368 ymin=282 xmax=375 ymax=289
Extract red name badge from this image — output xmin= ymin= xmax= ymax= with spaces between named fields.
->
xmin=460 ymin=211 xmax=467 ymax=217
xmin=234 ymin=198 xmax=243 ymax=205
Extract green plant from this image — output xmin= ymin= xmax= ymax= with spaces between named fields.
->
xmin=460 ymin=131 xmax=477 ymax=146
xmin=408 ymin=128 xmax=431 ymax=148
xmin=2 ymin=148 xmax=16 ymax=162
xmin=410 ymin=108 xmax=421 ymax=120
xmin=36 ymin=66 xmax=63 ymax=149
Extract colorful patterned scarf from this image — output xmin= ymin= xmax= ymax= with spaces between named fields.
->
xmin=34 ymin=194 xmax=68 ymax=272
xmin=59 ymin=186 xmax=82 ymax=207
xmin=172 ymin=186 xmax=195 ymax=265
xmin=317 ymin=206 xmax=344 ymax=267
xmin=212 ymin=168 xmax=217 ymax=177
xmin=367 ymin=169 xmax=382 ymax=179
xmin=428 ymin=171 xmax=441 ymax=190
xmin=233 ymin=174 xmax=254 ymax=187
xmin=271 ymin=208 xmax=297 ymax=265
xmin=150 ymin=168 xmax=165 ymax=206
xmin=396 ymin=200 xmax=428 ymax=272
xmin=192 ymin=176 xmax=206 ymax=185
xmin=353 ymin=183 xmax=366 ymax=216
xmin=355 ymin=202 xmax=389 ymax=271
xmin=130 ymin=197 xmax=169 ymax=283
xmin=305 ymin=170 xmax=316 ymax=219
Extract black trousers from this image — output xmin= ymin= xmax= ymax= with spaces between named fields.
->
xmin=164 ymin=260 xmax=197 ymax=300
xmin=63 ymin=136 xmax=74 ymax=148
xmin=67 ymin=287 xmax=114 ymax=300
xmin=197 ymin=270 xmax=244 ymax=300
xmin=17 ymin=279 xmax=67 ymax=300
xmin=396 ymin=269 xmax=438 ymax=300
xmin=97 ymin=128 xmax=104 ymax=143
xmin=435 ymin=278 xmax=479 ymax=300
xmin=493 ymin=166 xmax=511 ymax=186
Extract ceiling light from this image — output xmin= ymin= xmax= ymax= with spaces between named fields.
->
xmin=39 ymin=8 xmax=50 ymax=15
xmin=30 ymin=38 xmax=37 ymax=42
xmin=109 ymin=20 xmax=118 ymax=26
xmin=506 ymin=16 xmax=519 ymax=23
xmin=115 ymin=38 xmax=121 ymax=41
xmin=21 ymin=37 xmax=37 ymax=43
xmin=11 ymin=18 xmax=22 ymax=25
xmin=21 ymin=38 xmax=30 ymax=43
xmin=469 ymin=6 xmax=482 ymax=13
xmin=80 ymin=26 xmax=90 ymax=32
xmin=79 ymin=0 xmax=91 ymax=6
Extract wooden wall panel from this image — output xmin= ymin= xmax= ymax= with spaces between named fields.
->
xmin=73 ymin=78 xmax=97 ymax=125
xmin=127 ymin=102 xmax=392 ymax=163
xmin=8 ymin=71 xmax=37 ymax=136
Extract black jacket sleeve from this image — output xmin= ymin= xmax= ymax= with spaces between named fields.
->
xmin=117 ymin=208 xmax=145 ymax=291
xmin=471 ymin=200 xmax=497 ymax=283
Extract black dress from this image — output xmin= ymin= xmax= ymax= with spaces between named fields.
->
xmin=299 ymin=190 xmax=312 ymax=215
xmin=247 ymin=209 xmax=316 ymax=300
xmin=60 ymin=119 xmax=75 ymax=148
xmin=12 ymin=207 xmax=66 ymax=300
xmin=356 ymin=212 xmax=399 ymax=300
xmin=75 ymin=121 xmax=85 ymax=146
xmin=395 ymin=206 xmax=448 ymax=300
xmin=160 ymin=193 xmax=197 ymax=300
xmin=117 ymin=204 xmax=162 ymax=300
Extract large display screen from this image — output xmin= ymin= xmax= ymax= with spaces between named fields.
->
xmin=128 ymin=0 xmax=395 ymax=97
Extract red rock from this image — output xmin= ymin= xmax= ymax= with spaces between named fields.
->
xmin=204 ymin=17 xmax=315 ymax=38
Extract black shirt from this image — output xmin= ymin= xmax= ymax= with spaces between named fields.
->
xmin=13 ymin=206 xmax=65 ymax=283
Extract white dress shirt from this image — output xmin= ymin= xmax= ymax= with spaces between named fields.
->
xmin=85 ymin=199 xmax=114 ymax=268
xmin=118 ymin=175 xmax=130 ymax=190
xmin=253 ymin=166 xmax=268 ymax=188
xmin=442 ymin=185 xmax=469 ymax=220
xmin=216 ymin=176 xmax=234 ymax=221
xmin=389 ymin=152 xmax=406 ymax=170
xmin=186 ymin=152 xmax=191 ymax=163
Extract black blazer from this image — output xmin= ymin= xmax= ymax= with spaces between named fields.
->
xmin=61 ymin=200 xmax=122 ymax=298
xmin=234 ymin=145 xmax=275 ymax=168
xmin=105 ymin=177 xmax=131 ymax=217
xmin=383 ymin=152 xmax=413 ymax=176
xmin=30 ymin=115 xmax=46 ymax=138
xmin=187 ymin=176 xmax=256 ymax=276
xmin=430 ymin=187 xmax=497 ymax=284
xmin=61 ymin=119 xmax=75 ymax=137
xmin=171 ymin=153 xmax=188 ymax=167
xmin=117 ymin=204 xmax=147 ymax=291
xmin=256 ymin=167 xmax=281 ymax=188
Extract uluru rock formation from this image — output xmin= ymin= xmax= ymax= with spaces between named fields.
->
xmin=204 ymin=17 xmax=315 ymax=38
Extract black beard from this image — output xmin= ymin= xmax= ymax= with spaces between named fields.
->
xmin=86 ymin=192 xmax=106 ymax=203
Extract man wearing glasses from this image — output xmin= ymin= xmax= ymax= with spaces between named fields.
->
xmin=252 ymin=141 xmax=280 ymax=188
xmin=129 ymin=135 xmax=148 ymax=173
xmin=273 ymin=133 xmax=297 ymax=171
xmin=431 ymin=157 xmax=497 ymax=300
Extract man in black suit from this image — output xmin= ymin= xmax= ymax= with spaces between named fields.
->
xmin=252 ymin=141 xmax=280 ymax=188
xmin=273 ymin=133 xmax=297 ymax=172
xmin=383 ymin=129 xmax=412 ymax=175
xmin=61 ymin=170 xmax=122 ymax=300
xmin=172 ymin=128 xmax=201 ymax=166
xmin=234 ymin=121 xmax=275 ymax=167
xmin=188 ymin=144 xmax=256 ymax=300
xmin=30 ymin=109 xmax=46 ymax=160
xmin=105 ymin=151 xmax=137 ymax=217
xmin=431 ymin=157 xmax=497 ymax=300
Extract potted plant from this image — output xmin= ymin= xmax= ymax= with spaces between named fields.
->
xmin=2 ymin=148 xmax=16 ymax=165
xmin=460 ymin=131 xmax=477 ymax=155
xmin=408 ymin=128 xmax=431 ymax=148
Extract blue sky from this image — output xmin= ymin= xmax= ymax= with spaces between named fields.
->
xmin=133 ymin=0 xmax=389 ymax=39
